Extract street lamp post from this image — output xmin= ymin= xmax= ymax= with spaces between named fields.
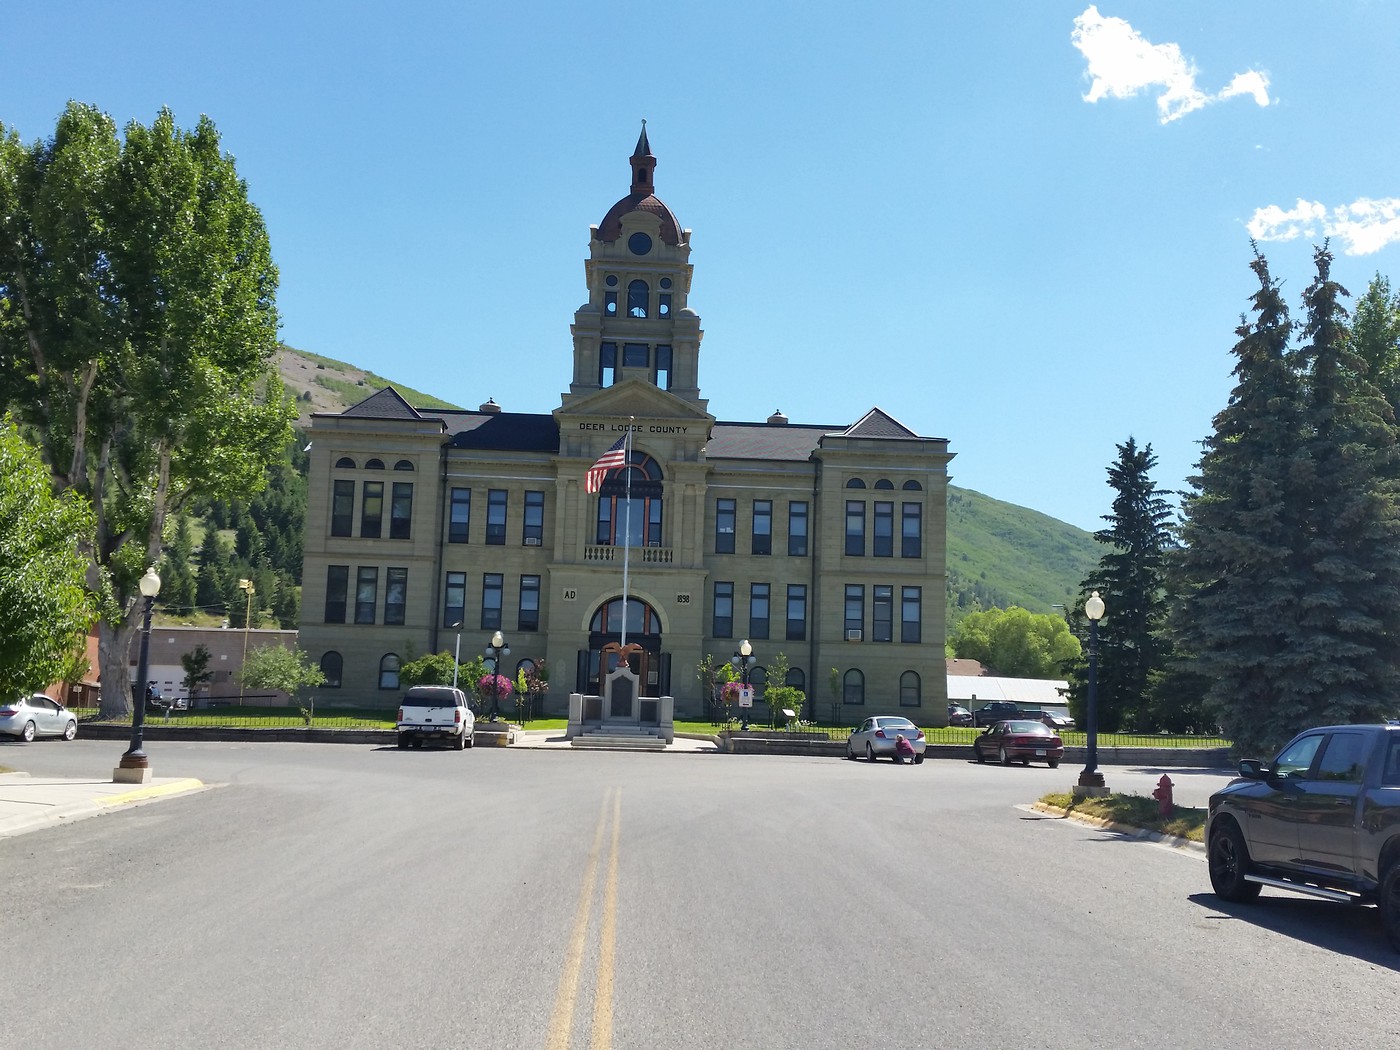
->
xmin=238 ymin=578 xmax=255 ymax=705
xmin=732 ymin=639 xmax=756 ymax=731
xmin=1076 ymin=590 xmax=1107 ymax=795
xmin=450 ymin=622 xmax=463 ymax=690
xmin=115 ymin=566 xmax=161 ymax=783
xmin=484 ymin=630 xmax=509 ymax=721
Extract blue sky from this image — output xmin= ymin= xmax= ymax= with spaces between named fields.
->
xmin=6 ymin=3 xmax=1399 ymax=531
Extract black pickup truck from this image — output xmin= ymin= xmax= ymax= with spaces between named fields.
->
xmin=1206 ymin=723 xmax=1400 ymax=949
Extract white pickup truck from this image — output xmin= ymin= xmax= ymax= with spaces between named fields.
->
xmin=396 ymin=686 xmax=475 ymax=750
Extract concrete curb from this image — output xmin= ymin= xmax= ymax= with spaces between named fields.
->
xmin=0 ymin=774 xmax=208 ymax=839
xmin=95 ymin=778 xmax=207 ymax=807
xmin=1030 ymin=801 xmax=1204 ymax=853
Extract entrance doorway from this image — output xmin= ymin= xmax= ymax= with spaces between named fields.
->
xmin=576 ymin=597 xmax=671 ymax=701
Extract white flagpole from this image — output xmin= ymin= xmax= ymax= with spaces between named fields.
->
xmin=621 ymin=419 xmax=634 ymax=648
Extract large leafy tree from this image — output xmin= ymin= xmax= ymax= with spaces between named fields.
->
xmin=949 ymin=606 xmax=1080 ymax=679
xmin=1177 ymin=247 xmax=1400 ymax=754
xmin=0 ymin=103 xmax=294 ymax=716
xmin=1066 ymin=437 xmax=1175 ymax=731
xmin=0 ymin=415 xmax=95 ymax=697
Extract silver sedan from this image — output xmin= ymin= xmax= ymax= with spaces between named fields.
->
xmin=846 ymin=716 xmax=927 ymax=763
xmin=0 ymin=695 xmax=78 ymax=742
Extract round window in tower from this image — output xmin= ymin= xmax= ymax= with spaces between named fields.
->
xmin=605 ymin=275 xmax=618 ymax=287
xmin=660 ymin=277 xmax=672 ymax=289
xmin=628 ymin=232 xmax=653 ymax=256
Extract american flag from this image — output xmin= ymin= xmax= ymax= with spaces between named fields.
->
xmin=585 ymin=436 xmax=628 ymax=493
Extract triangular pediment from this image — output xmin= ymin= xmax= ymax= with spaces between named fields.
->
xmin=556 ymin=378 xmax=712 ymax=427
xmin=340 ymin=386 xmax=424 ymax=420
xmin=843 ymin=407 xmax=920 ymax=439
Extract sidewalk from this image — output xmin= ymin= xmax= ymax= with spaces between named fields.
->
xmin=0 ymin=771 xmax=207 ymax=840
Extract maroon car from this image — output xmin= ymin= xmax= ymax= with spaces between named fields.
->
xmin=972 ymin=720 xmax=1064 ymax=768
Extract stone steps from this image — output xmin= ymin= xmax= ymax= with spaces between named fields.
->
xmin=571 ymin=726 xmax=668 ymax=750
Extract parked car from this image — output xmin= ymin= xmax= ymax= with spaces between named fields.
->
xmin=396 ymin=685 xmax=475 ymax=749
xmin=973 ymin=701 xmax=1022 ymax=727
xmin=947 ymin=704 xmax=974 ymax=727
xmin=972 ymin=720 xmax=1063 ymax=767
xmin=1 ymin=694 xmax=78 ymax=742
xmin=1039 ymin=707 xmax=1075 ymax=731
xmin=1206 ymin=724 xmax=1400 ymax=949
xmin=846 ymin=716 xmax=926 ymax=763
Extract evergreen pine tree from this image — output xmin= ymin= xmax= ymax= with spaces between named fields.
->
xmin=1070 ymin=437 xmax=1175 ymax=731
xmin=1176 ymin=249 xmax=1307 ymax=754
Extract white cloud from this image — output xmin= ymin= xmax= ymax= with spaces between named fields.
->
xmin=1247 ymin=197 xmax=1400 ymax=256
xmin=1071 ymin=6 xmax=1272 ymax=124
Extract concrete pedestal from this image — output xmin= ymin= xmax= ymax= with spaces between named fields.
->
xmin=112 ymin=765 xmax=154 ymax=784
xmin=1072 ymin=784 xmax=1111 ymax=799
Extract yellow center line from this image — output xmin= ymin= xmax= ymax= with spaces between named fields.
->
xmin=591 ymin=789 xmax=621 ymax=1050
xmin=545 ymin=789 xmax=612 ymax=1050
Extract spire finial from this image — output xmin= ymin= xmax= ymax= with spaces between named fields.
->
xmin=630 ymin=123 xmax=656 ymax=193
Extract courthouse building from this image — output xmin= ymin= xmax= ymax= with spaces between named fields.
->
xmin=298 ymin=129 xmax=954 ymax=721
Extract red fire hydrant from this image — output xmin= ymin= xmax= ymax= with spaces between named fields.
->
xmin=1152 ymin=774 xmax=1174 ymax=818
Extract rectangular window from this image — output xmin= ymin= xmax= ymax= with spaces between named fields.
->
xmin=902 ymin=502 xmax=922 ymax=559
xmin=715 ymin=498 xmax=736 ymax=554
xmin=751 ymin=500 xmax=772 ymax=555
xmin=654 ymin=344 xmax=672 ymax=389
xmin=845 ymin=585 xmax=864 ymax=637
xmin=486 ymin=489 xmax=507 ymax=545
xmin=385 ymin=567 xmax=407 ymax=625
xmin=845 ymin=500 xmax=865 ymax=556
xmin=600 ymin=342 xmax=616 ymax=386
xmin=713 ymin=581 xmax=734 ymax=638
xmin=324 ymin=565 xmax=348 ymax=623
xmin=787 ymin=501 xmax=808 ymax=557
xmin=518 ymin=574 xmax=541 ymax=632
xmin=355 ymin=567 xmax=378 ymax=625
xmin=873 ymin=501 xmax=894 ymax=558
xmin=449 ymin=487 xmax=471 ymax=543
xmin=786 ymin=584 xmax=807 ymax=642
xmin=444 ymin=572 xmax=466 ymax=629
xmin=749 ymin=583 xmax=770 ymax=640
xmin=390 ymin=482 xmax=413 ymax=540
xmin=873 ymin=585 xmax=893 ymax=642
xmin=361 ymin=481 xmax=384 ymax=539
xmin=623 ymin=342 xmax=649 ymax=367
xmin=902 ymin=586 xmax=922 ymax=643
xmin=331 ymin=480 xmax=354 ymax=537
xmin=523 ymin=490 xmax=544 ymax=546
xmin=596 ymin=498 xmax=612 ymax=544
xmin=481 ymin=573 xmax=503 ymax=630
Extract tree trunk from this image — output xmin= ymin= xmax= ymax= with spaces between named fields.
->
xmin=97 ymin=618 xmax=138 ymax=719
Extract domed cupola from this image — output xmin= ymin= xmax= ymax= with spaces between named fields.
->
xmin=597 ymin=123 xmax=685 ymax=247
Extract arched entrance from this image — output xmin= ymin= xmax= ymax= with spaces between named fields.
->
xmin=577 ymin=596 xmax=670 ymax=711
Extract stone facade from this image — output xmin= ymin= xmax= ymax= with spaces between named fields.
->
xmin=298 ymin=130 xmax=953 ymax=723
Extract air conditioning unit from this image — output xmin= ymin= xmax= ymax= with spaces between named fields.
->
xmin=846 ymin=629 xmax=863 ymax=642
xmin=524 ymin=537 xmax=541 ymax=546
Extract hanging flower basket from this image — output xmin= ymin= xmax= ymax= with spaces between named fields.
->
xmin=477 ymin=673 xmax=514 ymax=701
xmin=720 ymin=681 xmax=742 ymax=703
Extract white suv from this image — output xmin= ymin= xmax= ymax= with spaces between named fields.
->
xmin=396 ymin=686 xmax=475 ymax=750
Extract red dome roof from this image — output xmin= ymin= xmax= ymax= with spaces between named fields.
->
xmin=596 ymin=125 xmax=685 ymax=246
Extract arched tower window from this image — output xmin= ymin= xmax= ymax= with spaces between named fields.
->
xmin=595 ymin=452 xmax=664 ymax=547
xmin=628 ymin=280 xmax=649 ymax=318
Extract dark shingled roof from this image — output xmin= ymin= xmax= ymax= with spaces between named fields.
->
xmin=445 ymin=412 xmax=560 ymax=452
xmin=340 ymin=387 xmax=425 ymax=420
xmin=843 ymin=408 xmax=919 ymax=439
xmin=705 ymin=423 xmax=834 ymax=461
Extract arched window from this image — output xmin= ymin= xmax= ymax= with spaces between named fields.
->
xmin=590 ymin=597 xmax=661 ymax=637
xmin=900 ymin=670 xmax=920 ymax=708
xmin=845 ymin=478 xmax=866 ymax=488
xmin=902 ymin=480 xmax=922 ymax=490
xmin=627 ymin=280 xmax=649 ymax=318
xmin=874 ymin=479 xmax=894 ymax=489
xmin=365 ymin=458 xmax=385 ymax=470
xmin=516 ymin=657 xmax=536 ymax=679
xmin=785 ymin=668 xmax=805 ymax=692
xmin=394 ymin=460 xmax=415 ymax=471
xmin=335 ymin=457 xmax=356 ymax=469
xmin=378 ymin=653 xmax=400 ymax=690
xmin=595 ymin=452 xmax=664 ymax=547
xmin=843 ymin=669 xmax=865 ymax=706
xmin=320 ymin=651 xmax=343 ymax=688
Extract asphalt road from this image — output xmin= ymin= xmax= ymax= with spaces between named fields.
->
xmin=1 ymin=740 xmax=1396 ymax=1050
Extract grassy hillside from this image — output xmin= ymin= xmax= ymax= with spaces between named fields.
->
xmin=278 ymin=347 xmax=1099 ymax=620
xmin=945 ymin=486 xmax=1099 ymax=622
